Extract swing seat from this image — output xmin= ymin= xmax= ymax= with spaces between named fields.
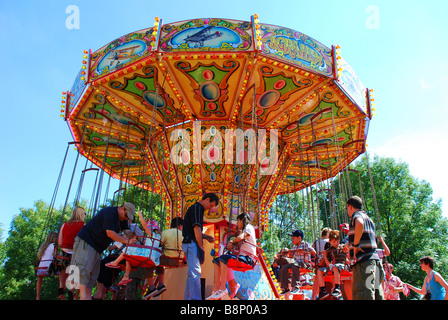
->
xmin=287 ymin=267 xmax=313 ymax=276
xmin=123 ymin=243 xmax=162 ymax=269
xmin=324 ymin=269 xmax=352 ymax=282
xmin=227 ymin=242 xmax=258 ymax=273
xmin=34 ymin=259 xmax=55 ymax=277
xmin=300 ymin=268 xmax=313 ymax=275
xmin=159 ymin=254 xmax=186 ymax=268
xmin=227 ymin=258 xmax=255 ymax=272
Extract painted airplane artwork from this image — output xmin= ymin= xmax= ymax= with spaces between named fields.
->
xmin=170 ymin=25 xmax=241 ymax=49
xmin=96 ymin=40 xmax=147 ymax=73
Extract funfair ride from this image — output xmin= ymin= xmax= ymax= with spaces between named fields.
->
xmin=61 ymin=16 xmax=374 ymax=300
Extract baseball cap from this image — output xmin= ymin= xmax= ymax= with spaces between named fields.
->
xmin=123 ymin=202 xmax=135 ymax=221
xmin=290 ymin=229 xmax=304 ymax=239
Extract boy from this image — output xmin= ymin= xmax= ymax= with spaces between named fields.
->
xmin=279 ymin=229 xmax=316 ymax=294
xmin=316 ymin=230 xmax=349 ymax=299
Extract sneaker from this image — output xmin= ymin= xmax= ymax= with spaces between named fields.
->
xmin=291 ymin=287 xmax=301 ymax=295
xmin=142 ymin=286 xmax=157 ymax=300
xmin=153 ymin=285 xmax=166 ymax=298
xmin=206 ymin=290 xmax=219 ymax=300
xmin=229 ymin=283 xmax=240 ymax=299
xmin=206 ymin=289 xmax=227 ymax=300
xmin=317 ymin=289 xmax=329 ymax=300
xmin=331 ymin=287 xmax=342 ymax=298
xmin=280 ymin=288 xmax=290 ymax=295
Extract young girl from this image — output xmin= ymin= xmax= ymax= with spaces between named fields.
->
xmin=36 ymin=232 xmax=59 ymax=300
xmin=207 ymin=235 xmax=241 ymax=300
xmin=207 ymin=213 xmax=257 ymax=300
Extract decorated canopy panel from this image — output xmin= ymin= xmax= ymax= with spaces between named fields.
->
xmin=62 ymin=16 xmax=374 ymax=231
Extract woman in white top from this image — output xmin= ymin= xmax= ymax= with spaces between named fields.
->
xmin=207 ymin=213 xmax=257 ymax=300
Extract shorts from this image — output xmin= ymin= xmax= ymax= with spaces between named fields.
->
xmin=318 ymin=263 xmax=347 ymax=273
xmin=69 ymin=237 xmax=101 ymax=289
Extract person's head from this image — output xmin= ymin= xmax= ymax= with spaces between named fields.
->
xmin=119 ymin=202 xmax=135 ymax=222
xmin=321 ymin=227 xmax=331 ymax=239
xmin=226 ymin=237 xmax=236 ymax=250
xmin=147 ymin=219 xmax=160 ymax=231
xmin=290 ymin=229 xmax=304 ymax=245
xmin=68 ymin=206 xmax=86 ymax=223
xmin=170 ymin=217 xmax=183 ymax=230
xmin=419 ymin=256 xmax=435 ymax=270
xmin=385 ymin=262 xmax=394 ymax=277
xmin=328 ymin=230 xmax=341 ymax=247
xmin=38 ymin=231 xmax=58 ymax=259
xmin=46 ymin=231 xmax=59 ymax=244
xmin=237 ymin=212 xmax=251 ymax=230
xmin=199 ymin=193 xmax=219 ymax=210
xmin=346 ymin=196 xmax=363 ymax=217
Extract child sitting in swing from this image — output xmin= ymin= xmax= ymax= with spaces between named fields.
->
xmin=316 ymin=230 xmax=349 ymax=299
xmin=106 ymin=211 xmax=162 ymax=286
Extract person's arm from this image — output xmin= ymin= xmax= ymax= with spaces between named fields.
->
xmin=405 ymin=282 xmax=426 ymax=295
xmin=434 ymin=272 xmax=448 ymax=300
xmin=323 ymin=250 xmax=331 ymax=267
xmin=106 ymin=229 xmax=129 ymax=244
xmin=232 ymin=231 xmax=246 ymax=243
xmin=58 ymin=224 xmax=65 ymax=247
xmin=378 ymin=236 xmax=391 ymax=256
xmin=137 ymin=210 xmax=153 ymax=238
xmin=308 ymin=245 xmax=316 ymax=256
xmin=193 ymin=225 xmax=214 ymax=250
xmin=353 ymin=217 xmax=365 ymax=256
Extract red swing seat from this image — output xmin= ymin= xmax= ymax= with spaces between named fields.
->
xmin=227 ymin=242 xmax=259 ymax=273
xmin=324 ymin=269 xmax=353 ymax=282
xmin=123 ymin=236 xmax=163 ymax=269
xmin=34 ymin=259 xmax=55 ymax=277
xmin=159 ymin=248 xmax=186 ymax=268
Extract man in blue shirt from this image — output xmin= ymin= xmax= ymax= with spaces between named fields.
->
xmin=69 ymin=202 xmax=135 ymax=300
xmin=182 ymin=193 xmax=219 ymax=300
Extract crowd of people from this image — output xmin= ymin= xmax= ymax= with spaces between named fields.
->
xmin=271 ymin=196 xmax=448 ymax=300
xmin=36 ymin=194 xmax=448 ymax=300
xmin=36 ymin=201 xmax=185 ymax=300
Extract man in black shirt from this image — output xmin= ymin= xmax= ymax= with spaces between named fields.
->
xmin=182 ymin=193 xmax=219 ymax=300
xmin=70 ymin=202 xmax=135 ymax=300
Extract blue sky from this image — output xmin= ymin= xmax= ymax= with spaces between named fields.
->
xmin=1 ymin=0 xmax=447 ymax=237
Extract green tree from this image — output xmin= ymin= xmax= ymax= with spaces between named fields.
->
xmin=0 ymin=201 xmax=64 ymax=299
xmin=328 ymin=155 xmax=448 ymax=299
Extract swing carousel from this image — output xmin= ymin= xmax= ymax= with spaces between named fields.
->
xmin=60 ymin=16 xmax=374 ymax=300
